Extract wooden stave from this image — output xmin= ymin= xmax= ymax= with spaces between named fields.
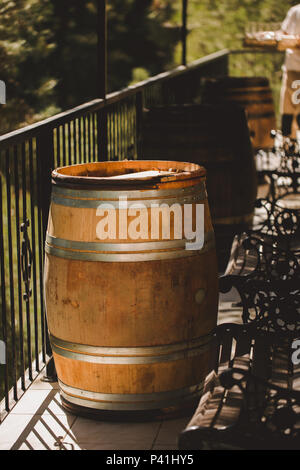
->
xmin=44 ymin=160 xmax=219 ymax=414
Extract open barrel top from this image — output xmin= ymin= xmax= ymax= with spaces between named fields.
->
xmin=51 ymin=160 xmax=206 ymax=189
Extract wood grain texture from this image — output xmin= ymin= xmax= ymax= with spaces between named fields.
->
xmin=45 ymin=160 xmax=219 ymax=412
xmin=53 ymin=347 xmax=216 ymax=395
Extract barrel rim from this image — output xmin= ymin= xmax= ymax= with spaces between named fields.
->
xmin=51 ymin=160 xmax=206 ymax=188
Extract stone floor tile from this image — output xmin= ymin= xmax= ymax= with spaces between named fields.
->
xmin=153 ymin=417 xmax=190 ymax=448
xmin=66 ymin=417 xmax=161 ymax=450
xmin=29 ymin=373 xmax=59 ymax=390
xmin=0 ymin=414 xmax=33 ymax=449
xmin=10 ymin=389 xmax=68 ymax=416
xmin=10 ymin=413 xmax=77 ymax=450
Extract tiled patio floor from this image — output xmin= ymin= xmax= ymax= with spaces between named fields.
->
xmin=0 ymin=289 xmax=241 ymax=451
xmin=0 ymin=376 xmax=190 ymax=450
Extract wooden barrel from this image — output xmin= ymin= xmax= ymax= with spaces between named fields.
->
xmin=141 ymin=105 xmax=257 ymax=225
xmin=141 ymin=104 xmax=258 ymax=270
xmin=202 ymin=76 xmax=277 ymax=150
xmin=44 ymin=160 xmax=218 ymax=419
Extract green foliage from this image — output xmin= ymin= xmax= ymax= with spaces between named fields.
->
xmin=0 ymin=0 xmax=298 ymax=135
xmin=108 ymin=0 xmax=179 ymax=91
xmin=174 ymin=0 xmax=297 ymax=63
xmin=0 ymin=0 xmax=55 ymax=133
xmin=0 ymin=0 xmax=179 ymax=134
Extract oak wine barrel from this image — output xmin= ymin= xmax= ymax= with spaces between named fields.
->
xmin=44 ymin=160 xmax=219 ymax=419
xmin=202 ymin=76 xmax=277 ymax=150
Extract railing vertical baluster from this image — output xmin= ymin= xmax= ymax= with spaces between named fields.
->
xmin=0 ymin=169 xmax=9 ymax=413
xmin=87 ymin=115 xmax=91 ymax=162
xmin=74 ymin=119 xmax=79 ymax=164
xmin=71 ymin=120 xmax=75 ymax=165
xmin=121 ymin=103 xmax=125 ymax=160
xmin=21 ymin=141 xmax=32 ymax=381
xmin=36 ymin=150 xmax=46 ymax=364
xmin=117 ymin=104 xmax=121 ymax=160
xmin=28 ymin=139 xmax=39 ymax=372
xmin=136 ymin=91 xmax=144 ymax=159
xmin=97 ymin=108 xmax=108 ymax=161
xmin=55 ymin=128 xmax=60 ymax=168
xmin=13 ymin=145 xmax=25 ymax=390
xmin=36 ymin=127 xmax=57 ymax=382
xmin=124 ymin=101 xmax=128 ymax=159
xmin=108 ymin=109 xmax=113 ymax=160
xmin=82 ymin=116 xmax=87 ymax=163
xmin=79 ymin=117 xmax=83 ymax=163
xmin=62 ymin=125 xmax=66 ymax=166
xmin=119 ymin=104 xmax=123 ymax=160
xmin=68 ymin=122 xmax=72 ymax=165
xmin=129 ymin=98 xmax=133 ymax=159
xmin=114 ymin=107 xmax=116 ymax=160
xmin=5 ymin=149 xmax=17 ymax=401
xmin=92 ymin=113 xmax=97 ymax=162
xmin=115 ymin=104 xmax=119 ymax=160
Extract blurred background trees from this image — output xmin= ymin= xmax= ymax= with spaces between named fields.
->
xmin=0 ymin=0 xmax=179 ymax=134
xmin=0 ymin=0 xmax=298 ymax=134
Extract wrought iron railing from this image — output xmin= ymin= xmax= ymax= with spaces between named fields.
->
xmin=0 ymin=49 xmax=229 ymax=421
xmin=0 ymin=47 xmax=288 ymax=422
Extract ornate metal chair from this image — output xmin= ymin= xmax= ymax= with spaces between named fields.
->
xmin=178 ymin=277 xmax=300 ymax=450
xmin=225 ymin=230 xmax=300 ymax=278
xmin=257 ymin=133 xmax=300 ymax=204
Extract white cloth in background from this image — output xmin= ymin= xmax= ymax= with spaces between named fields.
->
xmin=282 ymin=4 xmax=300 ymax=71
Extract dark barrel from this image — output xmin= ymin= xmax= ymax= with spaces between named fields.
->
xmin=141 ymin=104 xmax=258 ymax=268
xmin=202 ymin=76 xmax=277 ymax=151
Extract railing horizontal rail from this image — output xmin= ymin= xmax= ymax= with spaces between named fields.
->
xmin=0 ymin=49 xmax=229 ymax=149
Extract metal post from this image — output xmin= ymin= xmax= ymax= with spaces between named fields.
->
xmin=136 ymin=91 xmax=144 ymax=158
xmin=97 ymin=0 xmax=108 ymax=160
xmin=37 ymin=127 xmax=57 ymax=383
xmin=97 ymin=0 xmax=107 ymax=99
xmin=181 ymin=0 xmax=188 ymax=66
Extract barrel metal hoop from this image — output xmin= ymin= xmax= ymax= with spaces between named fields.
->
xmin=45 ymin=238 xmax=215 ymax=262
xmin=46 ymin=235 xmax=187 ymax=252
xmin=59 ymin=380 xmax=204 ymax=410
xmin=51 ymin=334 xmax=213 ymax=364
xmin=51 ymin=192 xmax=206 ymax=209
xmin=51 ymin=182 xmax=206 ymax=201
xmin=50 ymin=332 xmax=213 ymax=357
xmin=46 ymin=230 xmax=214 ymax=252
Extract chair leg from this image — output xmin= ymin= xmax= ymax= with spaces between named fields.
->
xmin=281 ymin=114 xmax=293 ymax=136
